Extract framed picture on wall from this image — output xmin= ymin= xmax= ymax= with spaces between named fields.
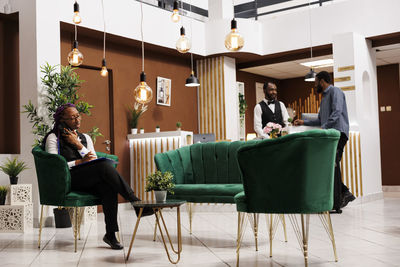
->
xmin=156 ymin=76 xmax=171 ymax=106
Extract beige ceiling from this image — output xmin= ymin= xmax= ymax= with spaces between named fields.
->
xmin=240 ymin=44 xmax=400 ymax=80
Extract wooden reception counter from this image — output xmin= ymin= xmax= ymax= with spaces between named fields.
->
xmin=127 ymin=131 xmax=193 ymax=201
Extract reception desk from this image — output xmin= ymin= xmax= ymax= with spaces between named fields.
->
xmin=127 ymin=131 xmax=193 ymax=200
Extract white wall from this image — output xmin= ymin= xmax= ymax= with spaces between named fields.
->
xmin=333 ymin=32 xmax=382 ymax=196
xmin=224 ymin=56 xmax=239 ymax=141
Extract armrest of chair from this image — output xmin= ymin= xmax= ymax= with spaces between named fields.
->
xmin=96 ymin=151 xmax=118 ymax=168
xmin=32 ymin=146 xmax=71 ymax=206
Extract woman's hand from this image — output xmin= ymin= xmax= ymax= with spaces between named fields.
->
xmin=75 ymin=152 xmax=96 ymax=165
xmin=62 ymin=129 xmax=83 ymax=150
xmin=293 ymin=119 xmax=304 ymax=126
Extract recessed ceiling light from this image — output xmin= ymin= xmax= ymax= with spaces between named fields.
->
xmin=300 ymin=59 xmax=334 ymax=68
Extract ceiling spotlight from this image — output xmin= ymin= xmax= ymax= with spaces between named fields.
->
xmin=305 ymin=68 xmax=316 ymax=82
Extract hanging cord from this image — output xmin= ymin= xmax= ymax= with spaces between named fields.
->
xmin=189 ymin=0 xmax=194 ymax=71
xmin=101 ymin=0 xmax=106 ymax=59
xmin=74 ymin=24 xmax=77 ymax=41
xmin=232 ymin=0 xmax=235 ymax=19
xmin=140 ymin=2 xmax=144 ymax=72
xmin=308 ymin=0 xmax=313 ymax=58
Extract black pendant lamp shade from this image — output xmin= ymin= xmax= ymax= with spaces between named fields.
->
xmin=185 ymin=71 xmax=200 ymax=87
xmin=304 ymin=68 xmax=316 ymax=82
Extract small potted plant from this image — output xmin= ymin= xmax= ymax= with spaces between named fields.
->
xmin=0 ymin=157 xmax=29 ymax=185
xmin=155 ymin=125 xmax=160 ymax=133
xmin=176 ymin=121 xmax=182 ymax=131
xmin=0 ymin=185 xmax=8 ymax=205
xmin=129 ymin=103 xmax=147 ymax=134
xmin=140 ymin=127 xmax=144 ymax=134
xmin=145 ymin=171 xmax=175 ymax=202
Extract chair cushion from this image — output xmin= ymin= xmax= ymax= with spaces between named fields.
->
xmin=168 ymin=184 xmax=244 ymax=203
xmin=65 ymin=191 xmax=101 ymax=207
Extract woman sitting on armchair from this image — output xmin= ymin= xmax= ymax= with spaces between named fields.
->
xmin=43 ymin=103 xmax=153 ymax=250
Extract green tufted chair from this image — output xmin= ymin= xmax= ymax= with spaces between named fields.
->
xmin=234 ymin=129 xmax=340 ymax=267
xmin=32 ymin=146 xmax=118 ymax=252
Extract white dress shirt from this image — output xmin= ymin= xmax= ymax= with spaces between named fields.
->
xmin=253 ymin=99 xmax=289 ymax=139
xmin=45 ymin=132 xmax=97 ymax=168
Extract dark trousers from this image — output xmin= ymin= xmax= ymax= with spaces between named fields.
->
xmin=70 ymin=160 xmax=138 ymax=233
xmin=333 ymin=133 xmax=350 ymax=209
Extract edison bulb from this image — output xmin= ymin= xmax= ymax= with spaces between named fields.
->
xmin=100 ymin=66 xmax=108 ymax=77
xmin=176 ymin=36 xmax=191 ymax=53
xmin=171 ymin=10 xmax=180 ymax=23
xmin=73 ymin=11 xmax=81 ymax=24
xmin=225 ymin=29 xmax=244 ymax=52
xmin=67 ymin=48 xmax=84 ymax=66
xmin=134 ymin=82 xmax=153 ymax=104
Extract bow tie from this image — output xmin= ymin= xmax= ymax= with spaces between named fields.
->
xmin=267 ymin=100 xmax=275 ymax=105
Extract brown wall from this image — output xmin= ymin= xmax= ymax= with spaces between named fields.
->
xmin=60 ymin=29 xmax=198 ymax=189
xmin=278 ymin=76 xmax=316 ymax=105
xmin=377 ymin=64 xmax=400 ymax=185
xmin=236 ymin=71 xmax=278 ymax=134
xmin=0 ymin=14 xmax=19 ymax=154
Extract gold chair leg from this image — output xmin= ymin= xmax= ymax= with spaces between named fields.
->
xmin=265 ymin=214 xmax=280 ymax=257
xmin=77 ymin=207 xmax=84 ymax=240
xmin=188 ymin=203 xmax=193 ymax=234
xmin=300 ymin=214 xmax=310 ymax=267
xmin=38 ymin=205 xmax=44 ymax=248
xmin=74 ymin=207 xmax=78 ymax=252
xmin=153 ymin=218 xmax=157 ymax=241
xmin=116 ymin=231 xmax=121 ymax=243
xmin=236 ymin=212 xmax=247 ymax=267
xmin=319 ymin=211 xmax=338 ymax=262
xmin=279 ymin=214 xmax=288 ymax=242
xmin=247 ymin=213 xmax=259 ymax=251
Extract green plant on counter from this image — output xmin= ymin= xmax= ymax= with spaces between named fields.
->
xmin=145 ymin=171 xmax=175 ymax=193
xmin=0 ymin=158 xmax=28 ymax=178
xmin=22 ymin=63 xmax=100 ymax=146
xmin=0 ymin=186 xmax=8 ymax=197
xmin=156 ymin=125 xmax=160 ymax=128
xmin=129 ymin=103 xmax=147 ymax=129
xmin=176 ymin=121 xmax=182 ymax=128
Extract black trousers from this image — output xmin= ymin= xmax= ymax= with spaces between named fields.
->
xmin=70 ymin=160 xmax=138 ymax=233
xmin=333 ymin=133 xmax=350 ymax=209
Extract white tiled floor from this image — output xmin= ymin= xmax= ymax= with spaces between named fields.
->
xmin=1 ymin=193 xmax=400 ymax=267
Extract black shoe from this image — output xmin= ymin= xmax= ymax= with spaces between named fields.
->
xmin=103 ymin=234 xmax=123 ymax=250
xmin=340 ymin=191 xmax=356 ymax=209
xmin=134 ymin=206 xmax=154 ymax=217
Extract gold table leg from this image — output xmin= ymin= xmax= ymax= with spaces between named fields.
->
xmin=154 ymin=207 xmax=183 ymax=264
xmin=126 ymin=208 xmax=143 ymax=261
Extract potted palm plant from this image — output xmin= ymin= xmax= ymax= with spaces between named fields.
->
xmin=0 ymin=158 xmax=29 ymax=185
xmin=145 ymin=171 xmax=175 ymax=202
xmin=0 ymin=186 xmax=8 ymax=205
xmin=129 ymin=103 xmax=147 ymax=134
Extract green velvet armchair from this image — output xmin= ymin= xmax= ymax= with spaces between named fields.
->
xmin=32 ymin=146 xmax=118 ymax=252
xmin=234 ymin=129 xmax=340 ymax=267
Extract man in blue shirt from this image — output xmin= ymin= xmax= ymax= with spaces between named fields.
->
xmin=294 ymin=71 xmax=355 ymax=212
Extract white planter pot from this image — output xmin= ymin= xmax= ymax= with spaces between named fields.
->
xmin=155 ymin=128 xmax=160 ymax=133
xmin=154 ymin=190 xmax=167 ymax=202
xmin=131 ymin=128 xmax=138 ymax=134
xmin=140 ymin=129 xmax=144 ymax=134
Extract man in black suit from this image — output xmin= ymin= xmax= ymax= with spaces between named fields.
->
xmin=253 ymin=82 xmax=289 ymax=138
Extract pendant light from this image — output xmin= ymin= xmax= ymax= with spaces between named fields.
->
xmin=73 ymin=1 xmax=81 ymax=24
xmin=304 ymin=0 xmax=316 ymax=82
xmin=67 ymin=25 xmax=83 ymax=66
xmin=171 ymin=0 xmax=181 ymax=23
xmin=176 ymin=26 xmax=191 ymax=53
xmin=133 ymin=3 xmax=153 ymax=104
xmin=185 ymin=1 xmax=200 ymax=87
xmin=225 ymin=1 xmax=244 ymax=52
xmin=100 ymin=0 xmax=108 ymax=77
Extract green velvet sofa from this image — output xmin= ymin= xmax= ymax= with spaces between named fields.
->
xmin=154 ymin=141 xmax=247 ymax=232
